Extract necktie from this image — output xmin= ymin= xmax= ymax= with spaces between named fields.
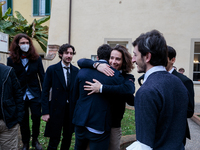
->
xmin=21 ymin=55 xmax=27 ymax=59
xmin=64 ymin=67 xmax=70 ymax=87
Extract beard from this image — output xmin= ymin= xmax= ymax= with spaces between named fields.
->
xmin=137 ymin=57 xmax=147 ymax=73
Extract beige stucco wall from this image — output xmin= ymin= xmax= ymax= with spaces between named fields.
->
xmin=36 ymin=0 xmax=200 ymax=103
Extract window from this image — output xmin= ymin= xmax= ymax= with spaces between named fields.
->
xmin=0 ymin=0 xmax=13 ymax=15
xmin=33 ymin=0 xmax=51 ymax=16
xmin=107 ymin=41 xmax=129 ymax=49
xmin=91 ymin=55 xmax=97 ymax=61
xmin=104 ymin=38 xmax=132 ymax=53
xmin=193 ymin=42 xmax=200 ymax=81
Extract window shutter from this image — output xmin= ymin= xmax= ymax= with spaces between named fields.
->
xmin=45 ymin=0 xmax=50 ymax=15
xmin=33 ymin=0 xmax=39 ymax=16
xmin=7 ymin=0 xmax=13 ymax=15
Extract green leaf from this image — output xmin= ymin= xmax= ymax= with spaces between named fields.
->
xmin=35 ymin=31 xmax=48 ymax=38
xmin=37 ymin=40 xmax=47 ymax=52
xmin=35 ymin=35 xmax=47 ymax=46
xmin=2 ymin=7 xmax=11 ymax=20
xmin=36 ymin=16 xmax=50 ymax=25
xmin=1 ymin=21 xmax=13 ymax=29
xmin=15 ymin=11 xmax=27 ymax=24
xmin=0 ymin=5 xmax=2 ymax=20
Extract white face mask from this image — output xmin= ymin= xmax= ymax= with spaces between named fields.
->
xmin=20 ymin=44 xmax=29 ymax=52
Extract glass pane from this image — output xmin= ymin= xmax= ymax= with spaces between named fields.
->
xmin=193 ymin=73 xmax=200 ymax=81
xmin=107 ymin=41 xmax=128 ymax=48
xmin=193 ymin=54 xmax=200 ymax=63
xmin=194 ymin=42 xmax=200 ymax=53
xmin=39 ymin=0 xmax=45 ymax=16
xmin=0 ymin=0 xmax=7 ymax=15
xmin=193 ymin=63 xmax=200 ymax=71
xmin=91 ymin=55 xmax=97 ymax=61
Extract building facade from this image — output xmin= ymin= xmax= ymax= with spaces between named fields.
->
xmin=0 ymin=0 xmax=200 ymax=103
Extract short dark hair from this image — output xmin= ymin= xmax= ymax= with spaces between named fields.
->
xmin=58 ymin=44 xmax=76 ymax=59
xmin=132 ymin=30 xmax=168 ymax=67
xmin=178 ymin=68 xmax=185 ymax=72
xmin=167 ymin=46 xmax=176 ymax=60
xmin=97 ymin=44 xmax=112 ymax=62
xmin=112 ymin=45 xmax=134 ymax=73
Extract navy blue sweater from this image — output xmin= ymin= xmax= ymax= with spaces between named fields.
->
xmin=135 ymin=71 xmax=188 ymax=150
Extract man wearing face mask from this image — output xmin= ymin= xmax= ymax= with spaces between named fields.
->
xmin=7 ymin=33 xmax=45 ymax=150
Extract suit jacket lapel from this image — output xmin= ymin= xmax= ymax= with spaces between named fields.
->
xmin=172 ymin=69 xmax=178 ymax=75
xmin=55 ymin=62 xmax=67 ymax=90
xmin=69 ymin=65 xmax=77 ymax=91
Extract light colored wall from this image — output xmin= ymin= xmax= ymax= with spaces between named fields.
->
xmin=47 ymin=0 xmax=200 ymax=103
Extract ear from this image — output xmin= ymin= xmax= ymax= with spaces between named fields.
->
xmin=145 ymin=52 xmax=151 ymax=63
xmin=59 ymin=54 xmax=63 ymax=58
xmin=171 ymin=57 xmax=176 ymax=64
xmin=96 ymin=56 xmax=99 ymax=61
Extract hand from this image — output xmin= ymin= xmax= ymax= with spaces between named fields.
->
xmin=42 ymin=114 xmax=50 ymax=122
xmin=97 ymin=63 xmax=114 ymax=76
xmin=84 ymin=79 xmax=102 ymax=95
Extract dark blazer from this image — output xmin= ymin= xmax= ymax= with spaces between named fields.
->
xmin=135 ymin=71 xmax=188 ymax=149
xmin=72 ymin=61 xmax=125 ymax=131
xmin=7 ymin=57 xmax=45 ymax=99
xmin=172 ymin=69 xmax=195 ymax=140
xmin=103 ymin=73 xmax=135 ymax=127
xmin=41 ymin=61 xmax=79 ymax=137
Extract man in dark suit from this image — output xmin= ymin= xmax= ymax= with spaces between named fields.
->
xmin=166 ymin=45 xmax=194 ymax=145
xmin=130 ymin=30 xmax=188 ymax=150
xmin=7 ymin=33 xmax=45 ymax=150
xmin=73 ymin=44 xmax=128 ymax=150
xmin=41 ymin=44 xmax=79 ymax=150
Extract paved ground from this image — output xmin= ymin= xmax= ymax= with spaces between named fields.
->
xmin=185 ymin=103 xmax=200 ymax=150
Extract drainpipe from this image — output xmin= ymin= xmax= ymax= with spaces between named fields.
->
xmin=68 ymin=0 xmax=72 ymax=44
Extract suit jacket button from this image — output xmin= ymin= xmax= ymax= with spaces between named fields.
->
xmin=55 ymin=99 xmax=57 ymax=101
xmin=57 ymin=88 xmax=59 ymax=90
xmin=54 ymin=109 xmax=56 ymax=111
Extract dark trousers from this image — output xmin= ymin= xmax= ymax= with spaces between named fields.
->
xmin=74 ymin=126 xmax=110 ymax=150
xmin=48 ymin=104 xmax=73 ymax=150
xmin=20 ymin=97 xmax=41 ymax=144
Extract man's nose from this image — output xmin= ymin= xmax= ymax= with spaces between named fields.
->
xmin=132 ymin=56 xmax=136 ymax=63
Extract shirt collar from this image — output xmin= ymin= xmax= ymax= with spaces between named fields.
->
xmin=143 ymin=66 xmax=166 ymax=83
xmin=99 ymin=59 xmax=107 ymax=62
xmin=61 ymin=61 xmax=70 ymax=68
xmin=168 ymin=67 xmax=174 ymax=74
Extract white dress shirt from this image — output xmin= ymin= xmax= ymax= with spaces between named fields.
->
xmin=168 ymin=67 xmax=174 ymax=74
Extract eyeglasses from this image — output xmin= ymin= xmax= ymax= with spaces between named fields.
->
xmin=19 ymin=42 xmax=29 ymax=44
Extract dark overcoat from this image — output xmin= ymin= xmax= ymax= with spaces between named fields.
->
xmin=172 ymin=69 xmax=195 ymax=140
xmin=41 ymin=61 xmax=79 ymax=137
xmin=7 ymin=56 xmax=45 ymax=99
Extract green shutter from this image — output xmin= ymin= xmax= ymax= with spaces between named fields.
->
xmin=7 ymin=0 xmax=13 ymax=15
xmin=33 ymin=0 xmax=39 ymax=16
xmin=45 ymin=0 xmax=51 ymax=15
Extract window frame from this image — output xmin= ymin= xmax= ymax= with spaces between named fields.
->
xmin=32 ymin=0 xmax=51 ymax=17
xmin=191 ymin=38 xmax=200 ymax=84
xmin=0 ymin=0 xmax=13 ymax=16
xmin=104 ymin=38 xmax=132 ymax=54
